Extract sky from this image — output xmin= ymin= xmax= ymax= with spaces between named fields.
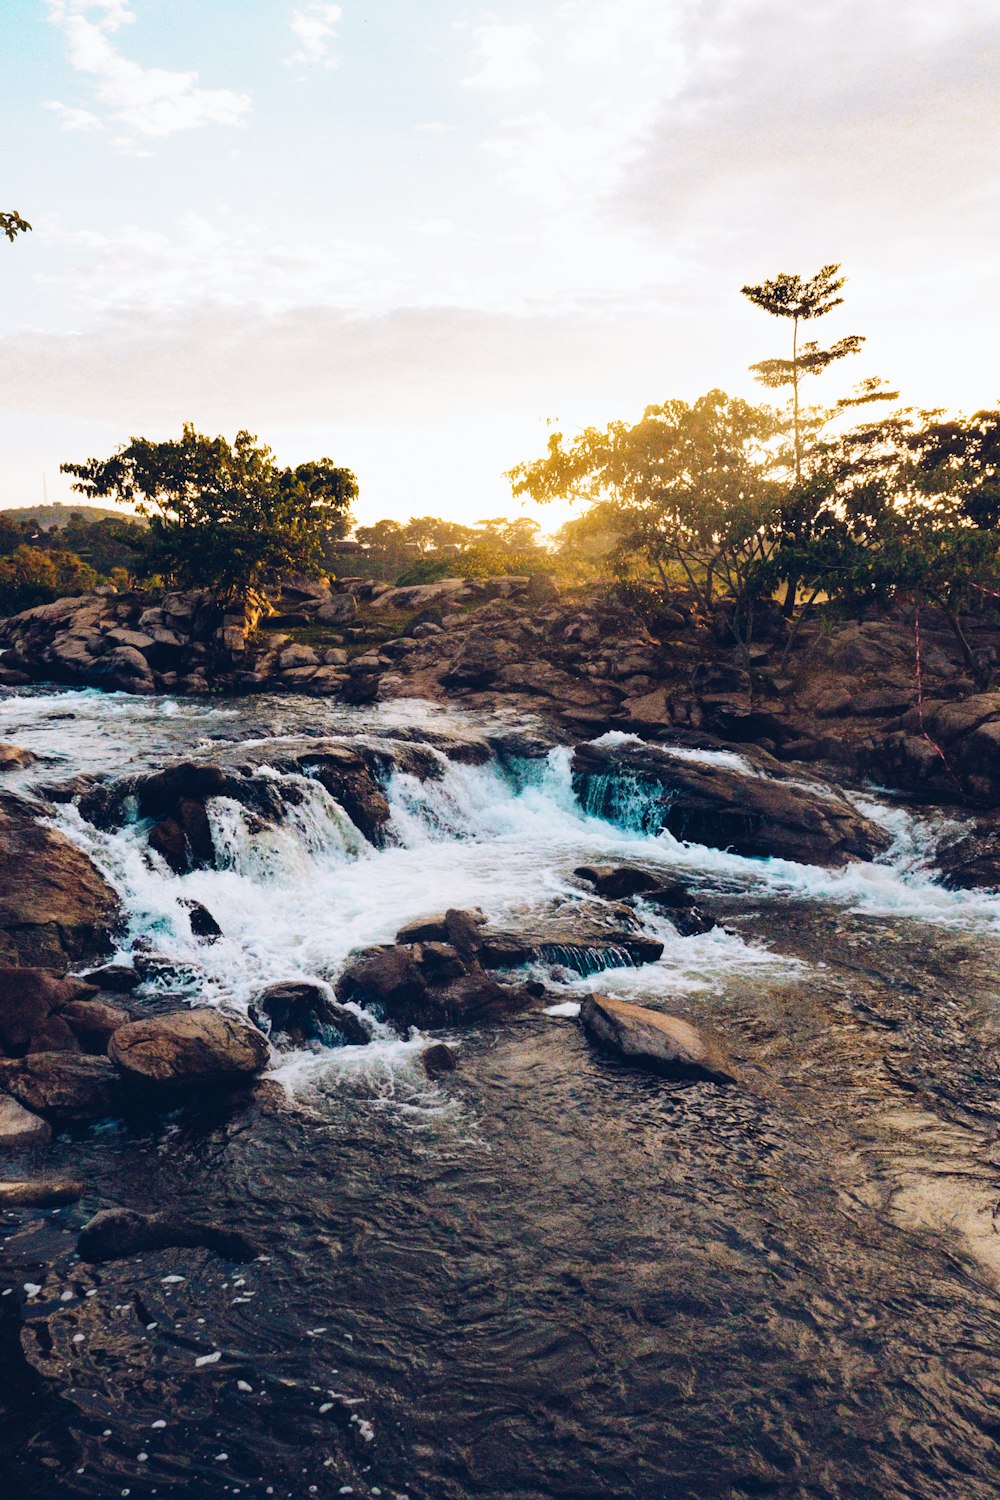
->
xmin=1 ymin=0 xmax=998 ymax=529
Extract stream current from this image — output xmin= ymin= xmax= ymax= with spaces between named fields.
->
xmin=0 ymin=687 xmax=999 ymax=1499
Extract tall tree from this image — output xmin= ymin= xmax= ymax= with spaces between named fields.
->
xmin=740 ymin=263 xmax=864 ymax=483
xmin=62 ymin=424 xmax=357 ymax=608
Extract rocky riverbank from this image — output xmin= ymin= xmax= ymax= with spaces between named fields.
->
xmin=4 ymin=574 xmax=1000 ymax=817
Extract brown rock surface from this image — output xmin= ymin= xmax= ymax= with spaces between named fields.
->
xmin=0 ymin=1052 xmax=119 ymax=1118
xmin=108 ymin=1008 xmax=270 ymax=1088
xmin=579 ymin=994 xmax=738 ymax=1084
xmin=0 ymin=796 xmax=119 ymax=966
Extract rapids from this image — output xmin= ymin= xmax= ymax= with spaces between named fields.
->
xmin=1 ymin=687 xmax=999 ymax=1499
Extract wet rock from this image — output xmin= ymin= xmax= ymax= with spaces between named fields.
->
xmin=337 ymin=943 xmax=537 ymax=1031
xmin=80 ymin=964 xmax=141 ymax=993
xmin=0 ymin=794 xmax=119 ymax=966
xmin=571 ymin=742 xmax=890 ymax=867
xmin=249 ymin=982 xmax=370 ymax=1048
xmin=295 ymin=748 xmax=392 ymax=846
xmin=78 ymin=1207 xmax=260 ymax=1264
xmin=0 ymin=1052 xmax=119 ymax=1119
xmin=0 ymin=1094 xmax=52 ymax=1148
xmin=0 ymin=968 xmax=99 ymax=1057
xmin=0 ymin=744 xmax=36 ymax=771
xmin=935 ymin=816 xmax=1000 ymax=890
xmin=109 ymin=1009 xmax=270 ymax=1090
xmin=148 ymin=798 xmax=216 ymax=874
xmin=574 ymin=865 xmax=662 ymax=899
xmin=184 ymin=899 xmax=223 ymax=940
xmin=0 ymin=1179 xmax=83 ymax=1207
xmin=422 ymin=1042 xmax=457 ymax=1076
xmin=579 ymin=995 xmax=739 ymax=1084
xmin=60 ymin=999 xmax=131 ymax=1052
xmin=337 ymin=945 xmax=428 ymax=1015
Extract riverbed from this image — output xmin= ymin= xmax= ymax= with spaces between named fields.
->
xmin=1 ymin=688 xmax=999 ymax=1499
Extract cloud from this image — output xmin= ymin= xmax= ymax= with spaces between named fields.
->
xmin=46 ymin=0 xmax=251 ymax=148
xmin=463 ymin=23 xmax=541 ymax=90
xmin=289 ymin=3 xmax=343 ymax=68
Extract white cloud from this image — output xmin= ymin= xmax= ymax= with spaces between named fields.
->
xmin=46 ymin=100 xmax=103 ymax=132
xmin=463 ymin=23 xmax=541 ymax=90
xmin=289 ymin=3 xmax=343 ymax=67
xmin=46 ymin=0 xmax=251 ymax=148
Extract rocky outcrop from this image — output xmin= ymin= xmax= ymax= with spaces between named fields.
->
xmin=572 ymin=742 xmax=890 ymax=867
xmin=108 ymin=1009 xmax=270 ymax=1090
xmin=78 ymin=1206 xmax=260 ymax=1264
xmin=579 ymin=995 xmax=739 ymax=1083
xmin=0 ymin=796 xmax=119 ymax=966
xmin=574 ymin=867 xmax=716 ymax=935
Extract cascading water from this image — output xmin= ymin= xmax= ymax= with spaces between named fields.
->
xmin=3 ymin=686 xmax=1000 ymax=1500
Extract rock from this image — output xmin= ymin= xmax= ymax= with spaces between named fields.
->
xmin=0 ymin=1052 xmax=119 ymax=1119
xmin=935 ymin=816 xmax=1000 ymax=890
xmin=315 ymin=595 xmax=358 ymax=625
xmin=574 ymin=865 xmax=662 ymax=899
xmin=296 ymin=750 xmax=392 ymax=845
xmin=571 ymin=742 xmax=890 ymax=868
xmin=109 ymin=1009 xmax=269 ymax=1090
xmin=0 ymin=795 xmax=119 ymax=966
xmin=184 ymin=900 xmax=223 ymax=940
xmin=60 ymin=999 xmax=131 ymax=1052
xmin=0 ymin=1179 xmax=83 ymax=1207
xmin=0 ymin=1094 xmax=52 ymax=1148
xmin=422 ymin=1042 xmax=457 ymax=1076
xmin=80 ymin=964 xmax=141 ymax=993
xmin=148 ymin=799 xmax=216 ymax=874
xmin=78 ymin=1207 xmax=260 ymax=1264
xmin=337 ymin=943 xmax=537 ymax=1031
xmin=248 ymin=982 xmax=370 ymax=1047
xmin=0 ymin=744 xmax=36 ymax=771
xmin=579 ymin=995 xmax=739 ymax=1083
xmin=0 ymin=968 xmax=99 ymax=1057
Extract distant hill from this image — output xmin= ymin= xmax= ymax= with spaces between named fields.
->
xmin=0 ymin=502 xmax=146 ymax=531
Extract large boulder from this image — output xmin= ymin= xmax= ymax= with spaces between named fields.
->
xmin=336 ymin=942 xmax=537 ymax=1031
xmin=0 ymin=795 xmax=119 ymax=966
xmin=108 ymin=1008 xmax=270 ymax=1090
xmin=0 ymin=1052 xmax=119 ymax=1119
xmin=571 ymin=742 xmax=890 ymax=867
xmin=0 ymin=968 xmax=100 ymax=1056
xmin=579 ymin=995 xmax=739 ymax=1084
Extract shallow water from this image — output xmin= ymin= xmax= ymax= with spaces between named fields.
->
xmin=1 ymin=688 xmax=999 ymax=1499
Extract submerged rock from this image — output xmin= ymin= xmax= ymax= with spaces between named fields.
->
xmin=0 ymin=1094 xmax=52 ymax=1148
xmin=579 ymin=994 xmax=739 ymax=1084
xmin=572 ymin=741 xmax=890 ymax=867
xmin=78 ymin=1207 xmax=260 ymax=1263
xmin=108 ymin=1009 xmax=270 ymax=1090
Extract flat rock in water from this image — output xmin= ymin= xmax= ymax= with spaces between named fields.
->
xmin=0 ymin=1178 xmax=83 ymax=1207
xmin=579 ymin=994 xmax=739 ymax=1084
xmin=0 ymin=1093 xmax=52 ymax=1148
xmin=108 ymin=1008 xmax=270 ymax=1088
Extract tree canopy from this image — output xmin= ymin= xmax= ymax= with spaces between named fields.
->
xmin=62 ymin=424 xmax=357 ymax=607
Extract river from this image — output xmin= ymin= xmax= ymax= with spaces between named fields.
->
xmin=1 ymin=687 xmax=998 ymax=1499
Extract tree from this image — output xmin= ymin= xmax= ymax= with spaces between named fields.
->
xmin=61 ymin=424 xmax=357 ymax=608
xmin=0 ymin=545 xmax=97 ymax=615
xmin=509 ymin=389 xmax=784 ymax=640
xmin=0 ymin=211 xmax=31 ymax=243
xmin=740 ymin=263 xmax=864 ymax=484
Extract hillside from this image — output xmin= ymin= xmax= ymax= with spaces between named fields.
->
xmin=0 ymin=501 xmax=144 ymax=530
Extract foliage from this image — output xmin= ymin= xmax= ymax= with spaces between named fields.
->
xmin=0 ymin=211 xmax=30 ymax=243
xmin=0 ymin=545 xmax=98 ymax=615
xmin=509 ymin=389 xmax=785 ymax=639
xmin=62 ymin=424 xmax=357 ymax=607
